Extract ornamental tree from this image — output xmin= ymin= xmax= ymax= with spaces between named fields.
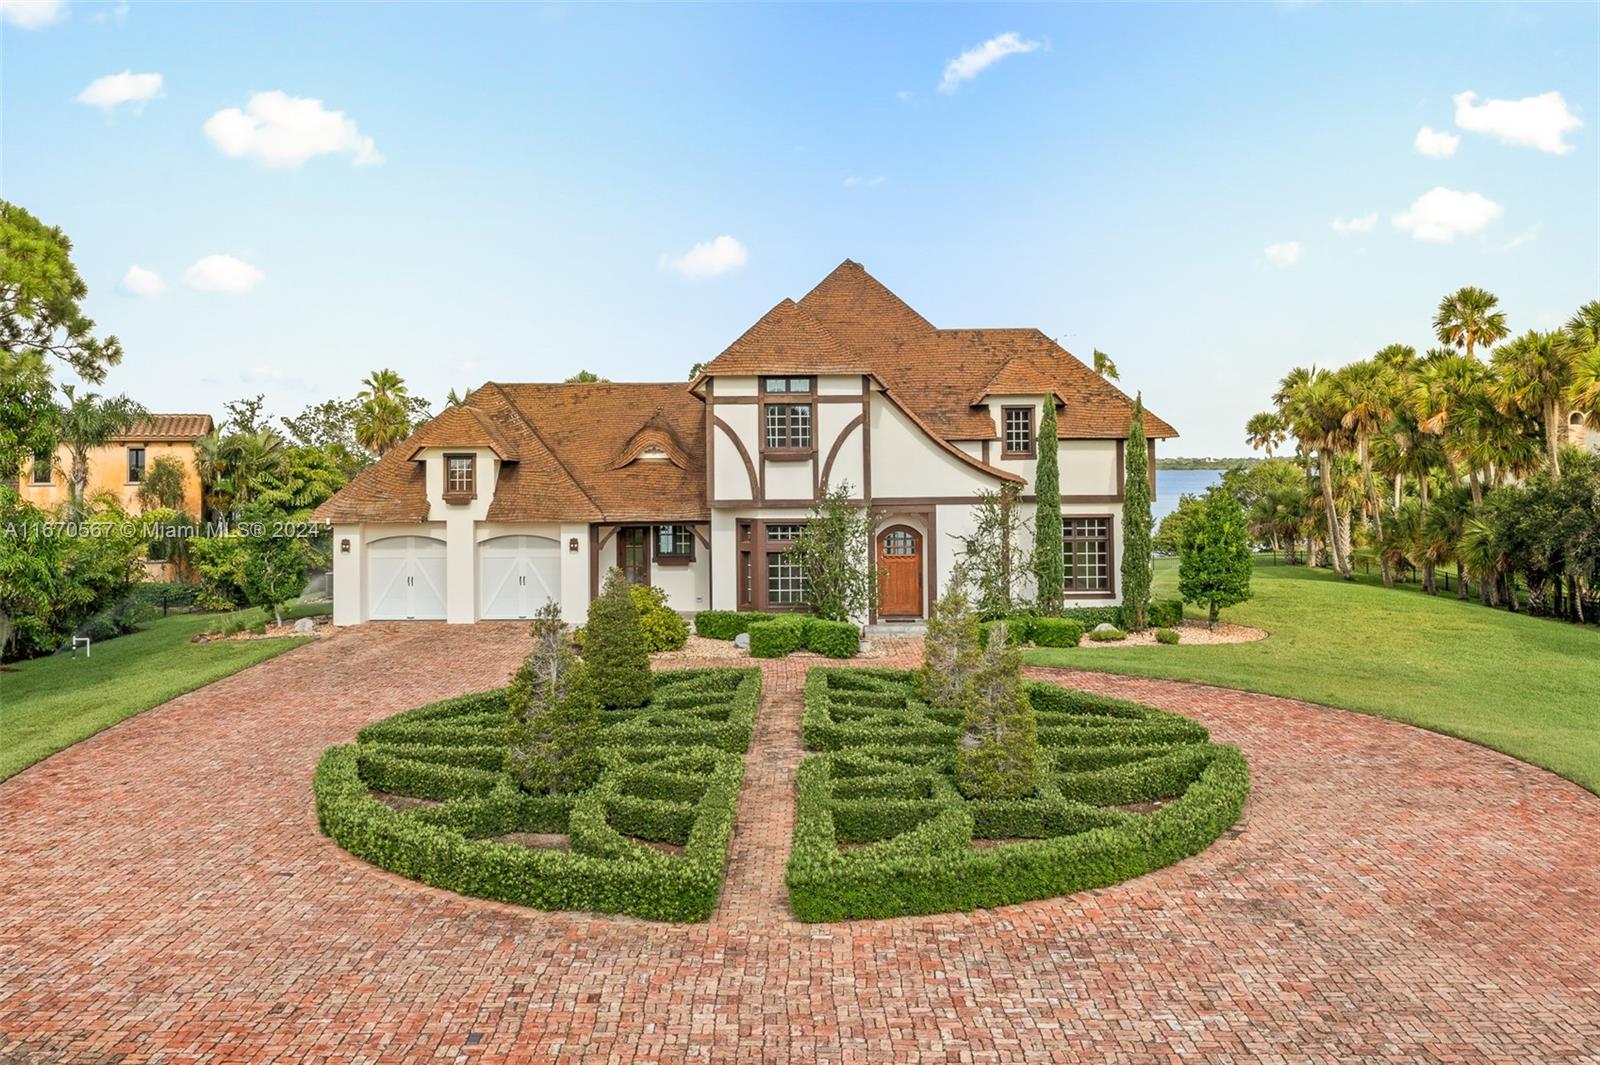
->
xmin=917 ymin=566 xmax=980 ymax=708
xmin=137 ymin=456 xmax=190 ymax=511
xmin=1178 ymin=488 xmax=1254 ymax=628
xmin=954 ymin=619 xmax=1039 ymax=800
xmin=1032 ymin=400 xmax=1063 ymax=614
xmin=506 ymin=601 xmax=603 ymax=794
xmin=787 ymin=480 xmax=875 ymax=621
xmin=584 ymin=567 xmax=653 ymax=708
xmin=1120 ymin=394 xmax=1153 ymax=630
xmin=952 ymin=483 xmax=1033 ymax=618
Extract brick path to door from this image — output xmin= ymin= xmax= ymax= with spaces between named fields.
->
xmin=3 ymin=623 xmax=1597 ymax=1062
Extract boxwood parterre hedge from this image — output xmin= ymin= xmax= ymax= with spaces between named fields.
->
xmin=788 ymin=668 xmax=1248 ymax=920
xmin=315 ymin=667 xmax=761 ymax=922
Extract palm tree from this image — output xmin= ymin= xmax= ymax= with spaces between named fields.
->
xmin=1564 ymin=300 xmax=1600 ymax=431
xmin=355 ymin=368 xmax=413 ymax=456
xmin=1459 ymin=516 xmax=1504 ymax=608
xmin=1492 ymin=330 xmax=1573 ymax=476
xmin=445 ymin=387 xmax=471 ymax=407
xmin=1433 ymin=286 xmax=1510 ymax=360
xmin=223 ymin=428 xmax=287 ymax=507
xmin=1092 ymin=349 xmax=1119 ymax=380
xmin=1278 ymin=367 xmax=1354 ymax=578
xmin=55 ymin=386 xmax=146 ymax=510
xmin=1334 ymin=359 xmax=1394 ymax=536
xmin=1245 ymin=412 xmax=1287 ymax=457
xmin=1424 ymin=488 xmax=1471 ymax=600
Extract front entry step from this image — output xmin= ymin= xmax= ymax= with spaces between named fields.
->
xmin=864 ymin=621 xmax=927 ymax=638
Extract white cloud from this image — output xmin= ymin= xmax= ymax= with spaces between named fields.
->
xmin=1413 ymin=126 xmax=1460 ymax=158
xmin=659 ymin=236 xmax=749 ymax=280
xmin=184 ymin=255 xmax=265 ymax=293
xmin=1453 ymin=90 xmax=1583 ymax=155
xmin=77 ymin=70 xmax=163 ymax=111
xmin=843 ymin=175 xmax=886 ymax=188
xmin=1263 ymin=241 xmax=1303 ymax=269
xmin=938 ymin=32 xmax=1041 ymax=94
xmin=204 ymin=90 xmax=382 ymax=168
xmin=120 ymin=265 xmax=165 ymax=297
xmin=1392 ymin=187 xmax=1503 ymax=243
xmin=0 ymin=0 xmax=65 ymax=28
xmin=1330 ymin=213 xmax=1378 ymax=235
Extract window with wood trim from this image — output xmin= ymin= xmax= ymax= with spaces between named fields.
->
xmin=127 ymin=447 xmax=146 ymax=484
xmin=762 ymin=376 xmax=813 ymax=395
xmin=30 ymin=449 xmax=52 ymax=485
xmin=762 ymin=376 xmax=814 ymax=452
xmin=1063 ymin=517 xmax=1112 ymax=594
xmin=1001 ymin=406 xmax=1034 ymax=457
xmin=655 ymin=524 xmax=694 ymax=562
xmin=443 ymin=454 xmax=476 ymax=501
xmin=762 ymin=522 xmax=808 ymax=608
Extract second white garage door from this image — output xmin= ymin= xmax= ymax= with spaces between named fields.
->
xmin=478 ymin=535 xmax=562 ymax=619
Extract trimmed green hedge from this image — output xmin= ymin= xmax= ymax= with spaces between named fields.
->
xmin=700 ymin=611 xmax=861 ymax=659
xmin=749 ymin=615 xmax=808 ymax=658
xmin=1029 ymin=618 xmax=1085 ymax=648
xmin=315 ymin=667 xmax=760 ymax=922
xmin=1147 ymin=599 xmax=1184 ymax=628
xmin=787 ymin=668 xmax=1248 ymax=921
xmin=804 ymin=619 xmax=860 ymax=658
xmin=693 ymin=610 xmax=771 ymax=641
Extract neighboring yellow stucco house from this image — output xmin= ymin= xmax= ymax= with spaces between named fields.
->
xmin=21 ymin=414 xmax=214 ymax=516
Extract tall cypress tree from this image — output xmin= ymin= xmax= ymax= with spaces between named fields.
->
xmin=1121 ymin=394 xmax=1153 ymax=630
xmin=1032 ymin=399 xmax=1063 ymax=614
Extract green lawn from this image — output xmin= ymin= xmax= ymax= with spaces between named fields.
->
xmin=0 ymin=606 xmax=321 ymax=782
xmin=1025 ymin=558 xmax=1600 ymax=793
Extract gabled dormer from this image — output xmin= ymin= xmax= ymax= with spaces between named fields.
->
xmin=404 ymin=404 xmax=521 ymax=521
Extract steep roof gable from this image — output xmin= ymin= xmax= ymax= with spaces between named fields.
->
xmin=700 ymin=297 xmax=866 ymax=377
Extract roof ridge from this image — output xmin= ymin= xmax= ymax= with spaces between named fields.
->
xmin=485 ymin=381 xmax=605 ymax=519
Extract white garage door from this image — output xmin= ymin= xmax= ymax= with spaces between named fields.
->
xmin=478 ymin=535 xmax=561 ymax=619
xmin=368 ymin=536 xmax=448 ymax=620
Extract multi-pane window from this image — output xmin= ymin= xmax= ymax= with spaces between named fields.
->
xmin=767 ymin=551 xmax=807 ymax=605
xmin=882 ymin=529 xmax=917 ymax=556
xmin=1063 ymin=517 xmax=1111 ymax=593
xmin=766 ymin=524 xmax=802 ymax=541
xmin=127 ymin=447 xmax=146 ymax=483
xmin=762 ymin=377 xmax=812 ymax=395
xmin=1002 ymin=406 xmax=1034 ymax=457
xmin=765 ymin=403 xmax=812 ymax=450
xmin=656 ymin=524 xmax=694 ymax=560
xmin=30 ymin=450 xmax=51 ymax=485
xmin=445 ymin=454 xmax=475 ymax=498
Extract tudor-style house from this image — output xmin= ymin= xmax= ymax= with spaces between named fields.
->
xmin=314 ymin=261 xmax=1175 ymax=625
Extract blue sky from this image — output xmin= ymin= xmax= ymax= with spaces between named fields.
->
xmin=4 ymin=1 xmax=1597 ymax=454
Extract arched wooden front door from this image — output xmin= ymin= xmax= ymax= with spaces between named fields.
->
xmin=877 ymin=525 xmax=923 ymax=618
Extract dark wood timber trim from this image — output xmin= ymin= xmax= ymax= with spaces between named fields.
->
xmin=1001 ymin=405 xmax=1036 ymax=458
xmin=818 ymin=412 xmax=864 ymax=491
xmin=1148 ymin=439 xmax=1157 ymax=499
xmin=704 ymin=377 xmax=715 ymax=508
xmin=861 ymin=375 xmax=873 ymax=504
xmin=713 ymin=394 xmax=863 ymax=405
xmin=713 ymin=417 xmax=760 ymax=503
xmin=588 ymin=523 xmax=600 ymax=599
xmin=1063 ymin=512 xmax=1117 ymax=601
xmin=1115 ymin=439 xmax=1125 ymax=498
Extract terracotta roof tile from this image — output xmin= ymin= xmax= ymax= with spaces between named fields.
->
xmin=313 ymin=448 xmax=429 ymax=524
xmin=404 ymin=405 xmax=520 ymax=460
xmin=700 ymin=298 xmax=868 ymax=377
xmin=111 ymin=414 xmax=214 ymax=442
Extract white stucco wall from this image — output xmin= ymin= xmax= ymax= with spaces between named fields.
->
xmin=713 ymin=406 xmax=758 ymax=501
xmin=869 ymin=394 xmax=995 ymax=499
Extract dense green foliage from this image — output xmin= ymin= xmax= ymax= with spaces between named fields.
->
xmin=788 ymin=668 xmax=1248 ymax=920
xmin=1029 ymin=617 xmax=1085 ymax=648
xmin=1121 ymin=396 xmax=1153 ymax=629
xmin=969 ymin=599 xmax=1179 ymax=650
xmin=953 ymin=623 xmax=1039 ymax=800
xmin=918 ymin=577 xmax=980 ymax=707
xmin=315 ymin=667 xmax=761 ymax=921
xmin=1155 ymin=628 xmax=1181 ymax=645
xmin=135 ymin=456 xmax=189 ymax=511
xmin=585 ymin=568 xmax=653 ymax=708
xmin=692 ymin=610 xmax=771 ymax=640
xmin=1178 ymin=489 xmax=1254 ymax=626
xmin=785 ymin=480 xmax=875 ymax=621
xmin=1153 ymin=492 xmax=1206 ymax=556
xmin=952 ymin=484 xmax=1033 ymax=618
xmin=628 ymin=584 xmax=689 ymax=652
xmin=0 ymin=606 xmax=316 ymax=781
xmin=1032 ymin=401 xmax=1063 ymax=613
xmin=748 ymin=614 xmax=808 ymax=658
xmin=506 ymin=604 xmax=603 ymax=794
xmin=1024 ymin=557 xmax=1600 ymax=794
xmin=1087 ymin=627 xmax=1128 ymax=642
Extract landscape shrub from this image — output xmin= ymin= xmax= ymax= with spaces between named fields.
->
xmin=630 ymin=585 xmax=689 ymax=652
xmin=787 ymin=668 xmax=1249 ymax=920
xmin=315 ymin=666 xmax=761 ymax=922
xmin=953 ymin=626 xmax=1039 ymax=801
xmin=1087 ymin=627 xmax=1128 ymax=642
xmin=1029 ymin=618 xmax=1084 ymax=648
xmin=1155 ymin=628 xmax=1180 ymax=645
xmin=978 ymin=618 xmax=1029 ymax=647
xmin=748 ymin=615 xmax=809 ymax=658
xmin=1147 ymin=599 xmax=1184 ymax=628
xmin=1058 ymin=605 xmax=1125 ymax=629
xmin=585 ymin=568 xmax=653 ymax=708
xmin=919 ymin=577 xmax=979 ymax=707
xmin=693 ymin=610 xmax=776 ymax=640
xmin=506 ymin=603 xmax=603 ymax=794
xmin=803 ymin=619 xmax=859 ymax=658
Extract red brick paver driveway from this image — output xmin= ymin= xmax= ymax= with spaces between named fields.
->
xmin=3 ymin=624 xmax=1598 ymax=1063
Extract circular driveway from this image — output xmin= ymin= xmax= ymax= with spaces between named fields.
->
xmin=2 ymin=623 xmax=1597 ymax=1062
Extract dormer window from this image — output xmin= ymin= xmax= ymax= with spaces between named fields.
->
xmin=443 ymin=453 xmax=476 ymax=503
xmin=1002 ymin=406 xmax=1035 ymax=458
xmin=762 ymin=377 xmax=814 ymax=454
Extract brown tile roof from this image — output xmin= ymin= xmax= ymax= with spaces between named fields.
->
xmin=404 ymin=404 xmax=520 ymax=460
xmin=314 ymin=447 xmax=430 ymax=524
xmin=111 ymin=414 xmax=214 ymax=442
xmin=703 ymin=259 xmax=1176 ymax=441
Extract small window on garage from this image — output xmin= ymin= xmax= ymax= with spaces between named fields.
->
xmin=443 ymin=454 xmax=476 ymax=503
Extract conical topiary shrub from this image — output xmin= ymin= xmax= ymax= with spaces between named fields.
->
xmin=953 ymin=620 xmax=1039 ymax=800
xmin=584 ymin=567 xmax=653 ymax=708
xmin=918 ymin=570 xmax=980 ymax=709
xmin=506 ymin=601 xmax=603 ymax=794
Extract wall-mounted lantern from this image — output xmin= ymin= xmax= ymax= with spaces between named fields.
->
xmin=568 ymin=537 xmax=580 ymax=553
xmin=340 ymin=538 xmax=351 ymax=554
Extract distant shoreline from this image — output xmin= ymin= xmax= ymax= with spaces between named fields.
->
xmin=1156 ymin=457 xmax=1261 ymax=471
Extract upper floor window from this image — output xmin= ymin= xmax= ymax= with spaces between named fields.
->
xmin=127 ymin=447 xmax=146 ymax=484
xmin=1063 ymin=516 xmax=1112 ymax=594
xmin=763 ymin=376 xmax=812 ymax=395
xmin=766 ymin=523 xmax=803 ymax=541
xmin=656 ymin=524 xmax=694 ymax=561
xmin=30 ymin=450 xmax=52 ymax=485
xmin=765 ymin=403 xmax=812 ymax=451
xmin=1002 ymin=406 xmax=1035 ymax=457
xmin=443 ymin=454 xmax=476 ymax=501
